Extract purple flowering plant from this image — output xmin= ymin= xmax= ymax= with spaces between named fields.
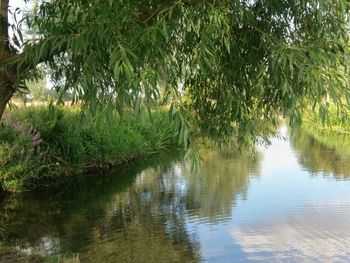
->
xmin=6 ymin=113 xmax=43 ymax=158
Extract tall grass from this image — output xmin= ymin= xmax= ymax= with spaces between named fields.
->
xmin=303 ymin=102 xmax=350 ymax=132
xmin=0 ymin=106 xmax=176 ymax=192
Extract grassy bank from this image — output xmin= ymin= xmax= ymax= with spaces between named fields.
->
xmin=303 ymin=102 xmax=350 ymax=134
xmin=0 ymin=106 xmax=176 ymax=192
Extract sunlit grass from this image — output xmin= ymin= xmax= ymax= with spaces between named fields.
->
xmin=0 ymin=106 xmax=177 ymax=192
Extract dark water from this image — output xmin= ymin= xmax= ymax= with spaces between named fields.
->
xmin=2 ymin=127 xmax=350 ymax=262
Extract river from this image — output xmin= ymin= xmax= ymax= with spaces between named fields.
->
xmin=1 ymin=127 xmax=350 ymax=262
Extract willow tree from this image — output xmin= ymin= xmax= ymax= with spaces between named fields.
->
xmin=1 ymin=0 xmax=350 ymax=145
xmin=0 ymin=0 xmax=13 ymax=118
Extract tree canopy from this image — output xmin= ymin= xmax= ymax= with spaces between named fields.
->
xmin=2 ymin=0 xmax=350 ymax=147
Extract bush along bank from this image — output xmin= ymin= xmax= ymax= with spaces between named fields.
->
xmin=0 ymin=107 xmax=177 ymax=192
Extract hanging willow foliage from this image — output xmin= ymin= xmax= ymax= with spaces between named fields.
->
xmin=3 ymin=0 xmax=350 ymax=152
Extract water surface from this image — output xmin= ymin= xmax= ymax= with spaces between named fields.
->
xmin=2 ymin=127 xmax=350 ymax=262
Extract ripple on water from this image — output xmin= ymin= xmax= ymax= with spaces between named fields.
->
xmin=231 ymin=201 xmax=350 ymax=262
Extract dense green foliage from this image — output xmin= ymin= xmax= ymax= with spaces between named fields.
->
xmin=2 ymin=0 xmax=350 ymax=147
xmin=0 ymin=107 xmax=176 ymax=192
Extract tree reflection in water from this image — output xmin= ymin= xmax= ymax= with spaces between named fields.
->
xmin=0 ymin=148 xmax=261 ymax=262
xmin=181 ymin=150 xmax=260 ymax=223
xmin=291 ymin=130 xmax=350 ymax=179
xmin=0 ymin=153 xmax=199 ymax=262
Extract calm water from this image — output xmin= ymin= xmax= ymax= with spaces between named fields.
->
xmin=2 ymin=127 xmax=350 ymax=262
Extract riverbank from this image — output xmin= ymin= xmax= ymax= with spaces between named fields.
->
xmin=0 ymin=106 xmax=177 ymax=192
xmin=302 ymin=102 xmax=350 ymax=131
xmin=302 ymin=106 xmax=350 ymax=158
xmin=296 ymin=108 xmax=350 ymax=178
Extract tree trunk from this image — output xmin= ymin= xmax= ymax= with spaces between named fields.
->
xmin=0 ymin=70 xmax=15 ymax=121
xmin=0 ymin=0 xmax=9 ymax=56
xmin=0 ymin=81 xmax=14 ymax=121
xmin=0 ymin=0 xmax=14 ymax=121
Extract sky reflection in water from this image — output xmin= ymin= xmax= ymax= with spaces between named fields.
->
xmin=2 ymin=127 xmax=350 ymax=262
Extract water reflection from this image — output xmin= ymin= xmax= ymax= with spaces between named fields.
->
xmin=0 ymin=153 xmax=200 ymax=262
xmin=227 ymin=128 xmax=350 ymax=262
xmin=233 ymin=202 xmax=350 ymax=262
xmin=291 ymin=130 xmax=350 ymax=178
xmin=181 ymin=150 xmax=260 ymax=223
xmin=2 ymin=128 xmax=350 ymax=262
xmin=0 ymin=148 xmax=260 ymax=262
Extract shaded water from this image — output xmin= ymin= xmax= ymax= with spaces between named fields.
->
xmin=2 ymin=127 xmax=350 ymax=262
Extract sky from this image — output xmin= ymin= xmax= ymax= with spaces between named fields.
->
xmin=9 ymin=0 xmax=31 ymax=10
xmin=8 ymin=0 xmax=53 ymax=89
xmin=8 ymin=0 xmax=32 ymax=26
